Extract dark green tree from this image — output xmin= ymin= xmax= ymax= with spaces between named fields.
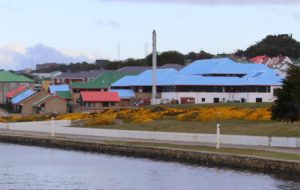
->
xmin=185 ymin=52 xmax=197 ymax=61
xmin=245 ymin=34 xmax=300 ymax=59
xmin=160 ymin=51 xmax=185 ymax=65
xmin=145 ymin=50 xmax=185 ymax=66
xmin=272 ymin=65 xmax=300 ymax=123
xmin=195 ymin=50 xmax=214 ymax=60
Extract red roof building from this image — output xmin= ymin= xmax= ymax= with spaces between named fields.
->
xmin=80 ymin=91 xmax=120 ymax=112
xmin=80 ymin=91 xmax=120 ymax=102
xmin=5 ymin=85 xmax=27 ymax=99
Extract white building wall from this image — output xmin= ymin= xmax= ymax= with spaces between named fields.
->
xmin=162 ymin=91 xmax=277 ymax=104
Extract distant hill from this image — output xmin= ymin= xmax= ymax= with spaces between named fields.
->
xmin=237 ymin=34 xmax=300 ymax=59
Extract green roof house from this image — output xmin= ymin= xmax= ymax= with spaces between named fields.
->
xmin=71 ymin=71 xmax=139 ymax=90
xmin=0 ymin=71 xmax=34 ymax=103
xmin=70 ymin=71 xmax=139 ymax=105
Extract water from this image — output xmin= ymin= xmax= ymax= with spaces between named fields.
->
xmin=0 ymin=143 xmax=299 ymax=190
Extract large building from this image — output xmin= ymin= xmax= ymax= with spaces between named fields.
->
xmin=54 ymin=70 xmax=104 ymax=85
xmin=111 ymin=58 xmax=282 ymax=104
xmin=0 ymin=71 xmax=34 ymax=104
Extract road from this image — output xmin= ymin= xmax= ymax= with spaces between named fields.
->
xmin=0 ymin=108 xmax=9 ymax=117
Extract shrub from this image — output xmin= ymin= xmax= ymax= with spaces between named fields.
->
xmin=177 ymin=111 xmax=199 ymax=121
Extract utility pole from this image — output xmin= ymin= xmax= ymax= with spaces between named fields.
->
xmin=151 ymin=30 xmax=158 ymax=105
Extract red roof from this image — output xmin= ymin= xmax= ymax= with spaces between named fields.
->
xmin=6 ymin=85 xmax=27 ymax=98
xmin=249 ymin=56 xmax=269 ymax=64
xmin=81 ymin=91 xmax=120 ymax=102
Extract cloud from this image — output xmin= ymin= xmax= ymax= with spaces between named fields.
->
xmin=95 ymin=20 xmax=121 ymax=29
xmin=102 ymin=0 xmax=300 ymax=5
xmin=0 ymin=3 xmax=17 ymax=11
xmin=0 ymin=43 xmax=97 ymax=70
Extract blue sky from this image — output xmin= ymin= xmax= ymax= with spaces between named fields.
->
xmin=0 ymin=0 xmax=300 ymax=70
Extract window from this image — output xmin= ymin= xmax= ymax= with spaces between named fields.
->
xmin=201 ymin=98 xmax=205 ymax=102
xmin=102 ymin=102 xmax=109 ymax=107
xmin=111 ymin=102 xmax=115 ymax=106
xmin=241 ymin=98 xmax=246 ymax=103
xmin=213 ymin=98 xmax=219 ymax=103
xmin=256 ymin=98 xmax=263 ymax=103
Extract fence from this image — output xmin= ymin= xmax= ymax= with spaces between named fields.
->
xmin=1 ymin=120 xmax=299 ymax=148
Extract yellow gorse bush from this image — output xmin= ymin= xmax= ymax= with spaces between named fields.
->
xmin=0 ymin=106 xmax=272 ymax=125
xmin=84 ymin=112 xmax=117 ymax=126
xmin=56 ymin=113 xmax=92 ymax=120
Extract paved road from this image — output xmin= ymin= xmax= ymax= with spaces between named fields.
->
xmin=1 ymin=129 xmax=299 ymax=156
xmin=0 ymin=108 xmax=9 ymax=117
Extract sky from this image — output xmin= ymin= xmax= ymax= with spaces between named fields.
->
xmin=0 ymin=0 xmax=300 ymax=70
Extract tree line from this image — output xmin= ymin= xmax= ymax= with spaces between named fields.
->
xmin=36 ymin=34 xmax=300 ymax=73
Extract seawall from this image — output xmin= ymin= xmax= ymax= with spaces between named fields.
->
xmin=0 ymin=133 xmax=299 ymax=176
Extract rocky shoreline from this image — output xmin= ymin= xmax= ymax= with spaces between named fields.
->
xmin=0 ymin=134 xmax=299 ymax=176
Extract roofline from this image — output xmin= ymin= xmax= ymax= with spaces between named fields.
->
xmin=71 ymin=87 xmax=103 ymax=89
xmin=56 ymin=77 xmax=86 ymax=79
xmin=174 ymin=84 xmax=281 ymax=86
xmin=113 ymin=84 xmax=281 ymax=87
xmin=16 ymin=92 xmax=38 ymax=105
xmin=0 ymin=81 xmax=34 ymax=83
xmin=34 ymin=95 xmax=67 ymax=107
xmin=44 ymin=95 xmax=67 ymax=104
xmin=82 ymin=100 xmax=120 ymax=102
xmin=19 ymin=91 xmax=46 ymax=105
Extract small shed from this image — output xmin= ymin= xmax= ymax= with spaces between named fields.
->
xmin=110 ymin=89 xmax=135 ymax=107
xmin=11 ymin=89 xmax=36 ymax=113
xmin=20 ymin=91 xmax=48 ymax=115
xmin=33 ymin=95 xmax=67 ymax=114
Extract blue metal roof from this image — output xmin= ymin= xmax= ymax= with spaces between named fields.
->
xmin=111 ymin=58 xmax=283 ymax=87
xmin=111 ymin=76 xmax=137 ymax=87
xmin=11 ymin=89 xmax=36 ymax=104
xmin=180 ymin=58 xmax=273 ymax=75
xmin=111 ymin=69 xmax=178 ymax=87
xmin=49 ymin=85 xmax=70 ymax=94
xmin=110 ymin=89 xmax=135 ymax=99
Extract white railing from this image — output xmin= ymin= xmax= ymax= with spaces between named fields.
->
xmin=1 ymin=120 xmax=299 ymax=148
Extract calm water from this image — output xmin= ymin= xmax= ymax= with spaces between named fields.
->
xmin=0 ymin=143 xmax=299 ymax=190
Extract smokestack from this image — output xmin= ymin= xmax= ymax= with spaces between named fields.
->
xmin=151 ymin=30 xmax=158 ymax=105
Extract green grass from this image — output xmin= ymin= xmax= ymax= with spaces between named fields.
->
xmin=104 ymin=140 xmax=300 ymax=161
xmin=86 ymin=119 xmax=300 ymax=137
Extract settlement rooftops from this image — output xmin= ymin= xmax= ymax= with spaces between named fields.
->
xmin=6 ymin=85 xmax=27 ymax=98
xmin=111 ymin=58 xmax=282 ymax=88
xmin=11 ymin=89 xmax=36 ymax=104
xmin=49 ymin=85 xmax=70 ymax=94
xmin=0 ymin=71 xmax=34 ymax=83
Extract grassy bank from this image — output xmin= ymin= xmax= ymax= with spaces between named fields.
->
xmin=104 ymin=140 xmax=300 ymax=161
xmin=86 ymin=119 xmax=300 ymax=137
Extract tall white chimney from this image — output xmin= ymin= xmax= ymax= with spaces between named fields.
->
xmin=151 ymin=30 xmax=158 ymax=105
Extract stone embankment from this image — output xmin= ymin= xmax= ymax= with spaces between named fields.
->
xmin=0 ymin=134 xmax=299 ymax=176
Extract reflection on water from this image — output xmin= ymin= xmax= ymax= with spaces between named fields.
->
xmin=0 ymin=143 xmax=299 ymax=190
